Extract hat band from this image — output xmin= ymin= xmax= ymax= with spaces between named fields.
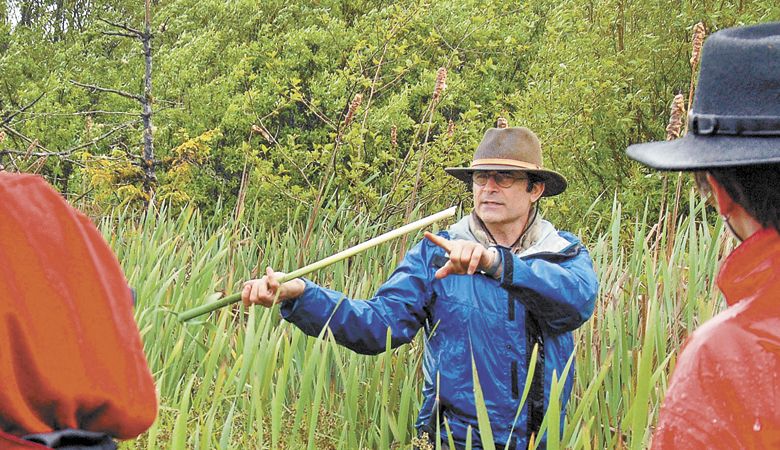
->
xmin=689 ymin=113 xmax=780 ymax=136
xmin=471 ymin=158 xmax=541 ymax=170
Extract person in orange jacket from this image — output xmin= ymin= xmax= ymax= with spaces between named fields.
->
xmin=627 ymin=22 xmax=780 ymax=449
xmin=0 ymin=173 xmax=157 ymax=449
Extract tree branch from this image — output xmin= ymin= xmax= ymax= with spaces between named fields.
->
xmin=101 ymin=31 xmax=140 ymax=39
xmin=1 ymin=91 xmax=46 ymax=127
xmin=1 ymin=124 xmax=52 ymax=153
xmin=65 ymin=119 xmax=141 ymax=153
xmin=98 ymin=18 xmax=142 ymax=37
xmin=70 ymin=80 xmax=143 ymax=103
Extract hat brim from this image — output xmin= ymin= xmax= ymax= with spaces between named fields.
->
xmin=627 ymin=133 xmax=780 ymax=171
xmin=444 ymin=165 xmax=567 ymax=197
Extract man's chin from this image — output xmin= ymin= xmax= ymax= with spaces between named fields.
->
xmin=477 ymin=210 xmax=503 ymax=224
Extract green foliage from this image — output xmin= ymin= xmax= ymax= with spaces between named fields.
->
xmin=2 ymin=0 xmax=779 ymax=229
xmin=101 ymin=193 xmax=727 ymax=449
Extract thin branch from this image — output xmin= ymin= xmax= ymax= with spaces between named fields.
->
xmin=1 ymin=125 xmax=52 ymax=153
xmin=70 ymin=80 xmax=143 ymax=103
xmin=101 ymin=31 xmax=140 ymax=39
xmin=65 ymin=119 xmax=141 ymax=153
xmin=0 ymin=149 xmax=70 ymax=157
xmin=98 ymin=18 xmax=142 ymax=37
xmin=297 ymin=95 xmax=338 ymax=130
xmin=1 ymin=91 xmax=46 ymax=127
xmin=16 ymin=110 xmax=139 ymax=118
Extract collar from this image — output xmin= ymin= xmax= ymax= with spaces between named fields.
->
xmin=447 ymin=210 xmax=571 ymax=256
xmin=717 ymin=227 xmax=780 ymax=306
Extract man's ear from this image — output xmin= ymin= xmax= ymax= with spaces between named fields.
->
xmin=530 ymin=181 xmax=545 ymax=202
xmin=706 ymin=173 xmax=736 ymax=217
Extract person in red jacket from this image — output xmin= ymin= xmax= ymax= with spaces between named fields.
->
xmin=627 ymin=22 xmax=780 ymax=449
xmin=0 ymin=173 xmax=157 ymax=449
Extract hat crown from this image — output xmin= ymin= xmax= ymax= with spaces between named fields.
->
xmin=473 ymin=127 xmax=543 ymax=167
xmin=694 ymin=22 xmax=780 ymax=118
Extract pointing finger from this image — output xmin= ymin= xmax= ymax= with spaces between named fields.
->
xmin=424 ymin=231 xmax=453 ymax=253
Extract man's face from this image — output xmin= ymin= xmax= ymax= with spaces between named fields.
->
xmin=472 ymin=170 xmax=544 ymax=229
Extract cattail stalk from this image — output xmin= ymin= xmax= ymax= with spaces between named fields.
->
xmin=301 ymin=92 xmax=364 ymax=263
xmin=343 ymin=93 xmax=363 ymax=128
xmin=685 ymin=22 xmax=706 ymax=128
xmin=669 ymin=22 xmax=707 ymax=261
xmin=431 ymin=67 xmax=447 ymax=105
xmin=399 ymin=67 xmax=448 ymax=260
xmin=178 ymin=206 xmax=457 ymax=322
xmin=665 ymin=94 xmax=685 ymax=141
xmin=251 ymin=124 xmax=272 ymax=142
xmin=690 ymin=22 xmax=706 ymax=68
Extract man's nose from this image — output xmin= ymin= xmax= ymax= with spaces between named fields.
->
xmin=483 ymin=175 xmax=500 ymax=191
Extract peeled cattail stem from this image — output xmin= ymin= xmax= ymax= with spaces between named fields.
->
xmin=665 ymin=94 xmax=685 ymax=141
xmin=178 ymin=206 xmax=458 ymax=322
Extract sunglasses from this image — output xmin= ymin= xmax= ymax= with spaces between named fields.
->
xmin=472 ymin=171 xmax=528 ymax=188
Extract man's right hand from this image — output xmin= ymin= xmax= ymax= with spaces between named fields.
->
xmin=424 ymin=231 xmax=499 ymax=279
xmin=241 ymin=266 xmax=305 ymax=307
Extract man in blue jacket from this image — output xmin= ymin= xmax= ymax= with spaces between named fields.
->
xmin=242 ymin=126 xmax=599 ymax=449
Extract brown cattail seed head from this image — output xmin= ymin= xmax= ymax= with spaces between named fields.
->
xmin=690 ymin=22 xmax=706 ymax=68
xmin=496 ymin=117 xmax=508 ymax=129
xmin=447 ymin=119 xmax=455 ymax=137
xmin=344 ymin=93 xmax=363 ymax=127
xmin=432 ymin=67 xmax=447 ymax=104
xmin=390 ymin=125 xmax=398 ymax=148
xmin=666 ymin=94 xmax=686 ymax=141
xmin=251 ymin=124 xmax=272 ymax=142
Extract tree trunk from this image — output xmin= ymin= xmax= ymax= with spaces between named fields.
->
xmin=141 ymin=0 xmax=156 ymax=197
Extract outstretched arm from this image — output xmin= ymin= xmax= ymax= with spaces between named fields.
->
xmin=243 ymin=239 xmax=440 ymax=355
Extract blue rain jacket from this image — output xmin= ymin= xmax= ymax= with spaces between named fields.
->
xmin=280 ymin=220 xmax=598 ymax=449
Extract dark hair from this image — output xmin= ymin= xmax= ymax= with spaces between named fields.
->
xmin=694 ymin=163 xmax=780 ymax=233
xmin=526 ymin=174 xmax=543 ymax=193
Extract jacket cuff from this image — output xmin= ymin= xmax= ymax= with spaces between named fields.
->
xmin=482 ymin=246 xmax=504 ymax=279
xmin=497 ymin=247 xmax=515 ymax=287
xmin=279 ymin=278 xmax=314 ymax=321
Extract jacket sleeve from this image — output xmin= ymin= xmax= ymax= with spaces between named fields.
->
xmin=496 ymin=242 xmax=598 ymax=333
xmin=279 ymin=239 xmax=437 ymax=355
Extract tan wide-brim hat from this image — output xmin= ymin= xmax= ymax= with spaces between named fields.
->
xmin=445 ymin=127 xmax=567 ymax=196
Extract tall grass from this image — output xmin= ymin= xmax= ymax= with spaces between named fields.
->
xmin=107 ymin=190 xmax=729 ymax=449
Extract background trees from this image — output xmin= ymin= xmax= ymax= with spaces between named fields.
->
xmin=1 ymin=0 xmax=778 ymax=231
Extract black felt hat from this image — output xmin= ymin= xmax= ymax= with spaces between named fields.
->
xmin=627 ymin=22 xmax=780 ymax=170
xmin=445 ymin=127 xmax=567 ymax=196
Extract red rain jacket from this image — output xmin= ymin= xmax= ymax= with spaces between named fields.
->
xmin=652 ymin=227 xmax=780 ymax=449
xmin=0 ymin=174 xmax=157 ymax=449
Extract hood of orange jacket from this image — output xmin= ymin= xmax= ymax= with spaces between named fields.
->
xmin=0 ymin=174 xmax=157 ymax=441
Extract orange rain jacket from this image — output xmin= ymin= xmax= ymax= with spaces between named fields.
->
xmin=652 ymin=227 xmax=780 ymax=449
xmin=0 ymin=173 xmax=157 ymax=448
